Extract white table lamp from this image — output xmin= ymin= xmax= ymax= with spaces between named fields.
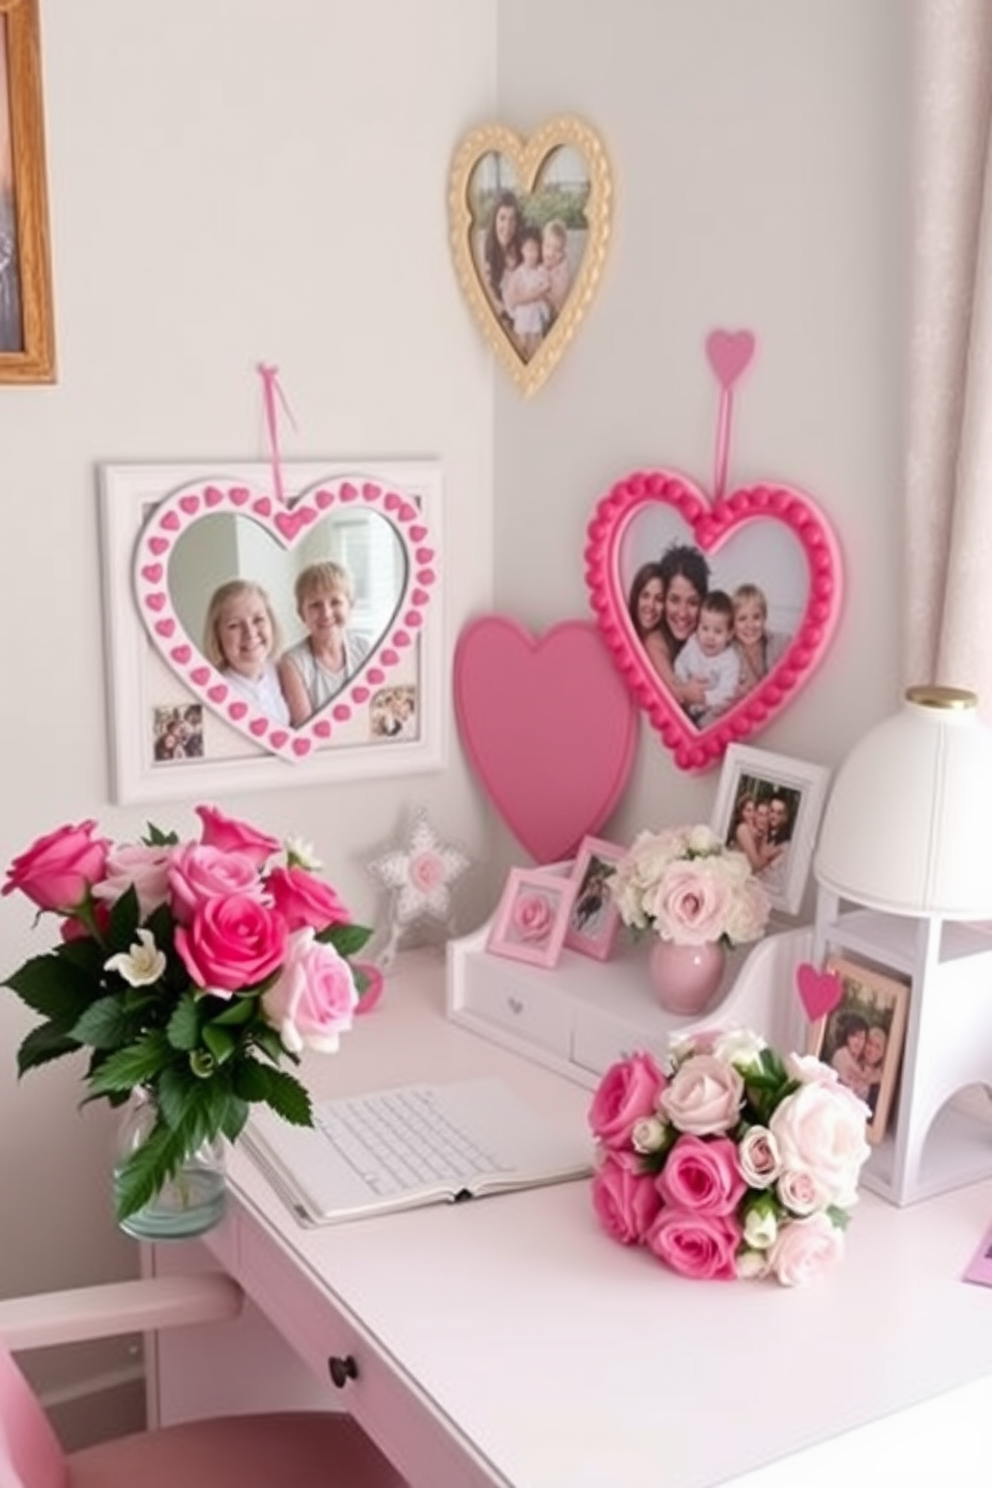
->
xmin=812 ymin=685 xmax=992 ymax=1204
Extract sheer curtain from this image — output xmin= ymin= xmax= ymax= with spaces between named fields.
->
xmin=907 ymin=0 xmax=992 ymax=708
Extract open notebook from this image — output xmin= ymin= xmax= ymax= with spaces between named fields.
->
xmin=242 ymin=1077 xmax=594 ymax=1226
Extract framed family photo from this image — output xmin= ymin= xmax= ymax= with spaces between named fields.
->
xmin=807 ymin=956 xmax=910 ymax=1146
xmin=486 ymin=868 xmax=577 ymax=969
xmin=712 ymin=744 xmax=830 ymax=915
xmin=563 ymin=834 xmax=624 ymax=961
xmin=0 ymin=0 xmax=55 ymax=382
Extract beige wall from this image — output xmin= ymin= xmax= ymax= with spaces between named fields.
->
xmin=0 ymin=0 xmax=906 ymax=1416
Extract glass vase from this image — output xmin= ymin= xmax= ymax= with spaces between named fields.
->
xmin=649 ymin=939 xmax=726 ymax=1018
xmin=114 ymin=1085 xmax=227 ymax=1241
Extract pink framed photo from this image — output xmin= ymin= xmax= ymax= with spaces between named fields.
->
xmin=564 ymin=835 xmax=624 ymax=961
xmin=486 ymin=868 xmax=577 ymax=969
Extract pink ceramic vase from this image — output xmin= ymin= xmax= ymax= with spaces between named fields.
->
xmin=649 ymin=938 xmax=726 ymax=1017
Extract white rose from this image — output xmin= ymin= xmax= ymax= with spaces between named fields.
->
xmin=769 ymin=1213 xmax=845 ymax=1287
xmin=738 ymin=1125 xmax=782 ymax=1188
xmin=785 ymin=1052 xmax=840 ymax=1087
xmin=659 ymin=1053 xmax=744 ymax=1135
xmin=714 ymin=1028 xmax=767 ymax=1072
xmin=769 ymin=1081 xmax=870 ymax=1210
xmin=737 ymin=1247 xmax=772 ymax=1280
xmin=777 ymin=1167 xmax=830 ymax=1217
xmin=631 ymin=1116 xmax=667 ymax=1154
xmin=743 ymin=1204 xmax=778 ymax=1250
xmin=687 ymin=824 xmax=721 ymax=855
xmin=722 ymin=877 xmax=771 ymax=945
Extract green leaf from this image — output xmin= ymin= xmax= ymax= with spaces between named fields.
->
xmin=17 ymin=1022 xmax=81 ymax=1075
xmin=201 ymin=1023 xmax=236 ymax=1066
xmin=221 ymin=1096 xmax=250 ymax=1143
xmin=166 ymin=992 xmax=201 ymax=1052
xmin=56 ymin=937 xmax=107 ymax=976
xmin=71 ymin=995 xmax=134 ymax=1049
xmin=211 ymin=995 xmax=257 ymax=1027
xmin=106 ymin=885 xmax=141 ymax=954
xmin=318 ymin=922 xmax=373 ymax=957
xmin=143 ymin=822 xmax=180 ymax=847
xmin=234 ymin=1061 xmax=312 ymax=1125
xmin=86 ymin=1034 xmax=172 ymax=1095
xmin=827 ymin=1204 xmax=851 ymax=1231
xmin=252 ymin=1024 xmax=290 ymax=1066
xmin=6 ymin=955 xmax=96 ymax=1022
xmin=114 ymin=1118 xmax=189 ymax=1222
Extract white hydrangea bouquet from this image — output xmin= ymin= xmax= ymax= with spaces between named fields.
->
xmin=609 ymin=824 xmax=770 ymax=947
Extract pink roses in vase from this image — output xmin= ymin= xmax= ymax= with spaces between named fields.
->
xmin=588 ymin=1031 xmax=871 ymax=1285
xmin=2 ymin=806 xmax=373 ymax=1226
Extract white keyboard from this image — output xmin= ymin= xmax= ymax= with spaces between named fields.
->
xmin=314 ymin=1086 xmax=513 ymax=1199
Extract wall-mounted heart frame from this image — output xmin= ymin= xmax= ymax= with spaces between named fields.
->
xmin=448 ymin=114 xmax=612 ymax=396
xmin=98 ymin=460 xmax=444 ymax=803
xmin=585 ymin=332 xmax=843 ymax=770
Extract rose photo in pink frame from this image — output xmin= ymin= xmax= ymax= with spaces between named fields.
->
xmin=486 ymin=867 xmax=577 ymax=969
xmin=564 ymin=834 xmax=624 ymax=961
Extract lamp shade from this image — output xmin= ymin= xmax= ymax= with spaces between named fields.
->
xmin=814 ymin=685 xmax=992 ymax=919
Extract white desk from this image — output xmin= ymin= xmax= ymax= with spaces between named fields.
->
xmin=146 ymin=949 xmax=992 ymax=1488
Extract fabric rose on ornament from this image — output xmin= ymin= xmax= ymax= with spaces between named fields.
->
xmin=175 ymin=895 xmax=288 ymax=994
xmin=588 ymin=1052 xmax=666 ymax=1150
xmin=263 ymin=928 xmax=359 ymax=1054
xmin=2 ymin=821 xmax=110 ymax=914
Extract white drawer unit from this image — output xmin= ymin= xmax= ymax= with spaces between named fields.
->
xmin=447 ymin=918 xmax=813 ymax=1088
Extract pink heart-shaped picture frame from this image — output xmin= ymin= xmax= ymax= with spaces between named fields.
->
xmin=134 ymin=478 xmax=437 ymax=762
xmin=585 ymin=469 xmax=842 ymax=770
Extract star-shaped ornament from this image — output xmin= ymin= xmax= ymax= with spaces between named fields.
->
xmin=367 ymin=810 xmax=471 ymax=964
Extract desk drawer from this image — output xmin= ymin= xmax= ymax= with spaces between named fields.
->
xmin=572 ymin=1003 xmax=668 ymax=1078
xmin=237 ymin=1216 xmax=497 ymax=1488
xmin=461 ymin=963 xmax=571 ymax=1056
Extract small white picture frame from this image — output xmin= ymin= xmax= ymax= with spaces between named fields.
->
xmin=97 ymin=459 xmax=444 ymax=803
xmin=711 ymin=744 xmax=830 ymax=916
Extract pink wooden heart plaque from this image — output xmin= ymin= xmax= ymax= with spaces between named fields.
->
xmin=796 ymin=962 xmax=843 ymax=1024
xmin=133 ymin=477 xmax=437 ymax=762
xmin=585 ymin=469 xmax=842 ymax=770
xmin=454 ymin=617 xmax=638 ymax=864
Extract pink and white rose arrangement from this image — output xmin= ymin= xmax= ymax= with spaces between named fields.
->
xmin=609 ymin=824 xmax=770 ymax=948
xmin=588 ymin=1029 xmax=871 ymax=1285
xmin=2 ymin=806 xmax=374 ymax=1223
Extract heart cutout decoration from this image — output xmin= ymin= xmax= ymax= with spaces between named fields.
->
xmin=448 ymin=114 xmax=612 ymax=396
xmin=133 ymin=477 xmax=437 ymax=762
xmin=796 ymin=962 xmax=843 ymax=1023
xmin=454 ymin=617 xmax=637 ymax=863
xmin=585 ymin=469 xmax=842 ymax=770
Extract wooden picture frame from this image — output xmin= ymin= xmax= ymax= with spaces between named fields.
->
xmin=0 ymin=0 xmax=54 ymax=382
xmin=486 ymin=868 xmax=577 ymax=969
xmin=807 ymin=955 xmax=910 ymax=1146
xmin=563 ymin=835 xmax=625 ymax=961
xmin=712 ymin=744 xmax=830 ymax=916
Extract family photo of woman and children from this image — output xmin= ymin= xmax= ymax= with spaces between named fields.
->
xmin=813 ymin=960 xmax=908 ymax=1143
xmin=623 ymin=517 xmax=806 ymax=730
xmin=471 ymin=147 xmax=590 ymax=362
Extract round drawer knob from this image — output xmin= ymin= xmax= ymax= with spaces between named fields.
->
xmin=327 ymin=1354 xmax=358 ymax=1388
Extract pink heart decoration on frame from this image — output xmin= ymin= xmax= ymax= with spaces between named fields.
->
xmin=133 ymin=478 xmax=436 ymax=762
xmin=585 ymin=469 xmax=842 ymax=770
xmin=454 ymin=617 xmax=638 ymax=864
xmin=796 ymin=962 xmax=843 ymax=1023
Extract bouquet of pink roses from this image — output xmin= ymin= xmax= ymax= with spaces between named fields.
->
xmin=2 ymin=805 xmax=373 ymax=1223
xmin=588 ymin=1029 xmax=871 ymax=1285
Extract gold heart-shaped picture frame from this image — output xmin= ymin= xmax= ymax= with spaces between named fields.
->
xmin=448 ymin=115 xmax=613 ymax=396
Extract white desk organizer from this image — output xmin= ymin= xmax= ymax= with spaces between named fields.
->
xmin=446 ymin=920 xmax=812 ymax=1091
xmin=813 ymin=887 xmax=992 ymax=1207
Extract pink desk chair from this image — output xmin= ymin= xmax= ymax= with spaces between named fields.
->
xmin=0 ymin=1274 xmax=408 ymax=1488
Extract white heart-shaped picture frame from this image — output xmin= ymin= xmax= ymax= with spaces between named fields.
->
xmin=133 ymin=476 xmax=438 ymax=763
